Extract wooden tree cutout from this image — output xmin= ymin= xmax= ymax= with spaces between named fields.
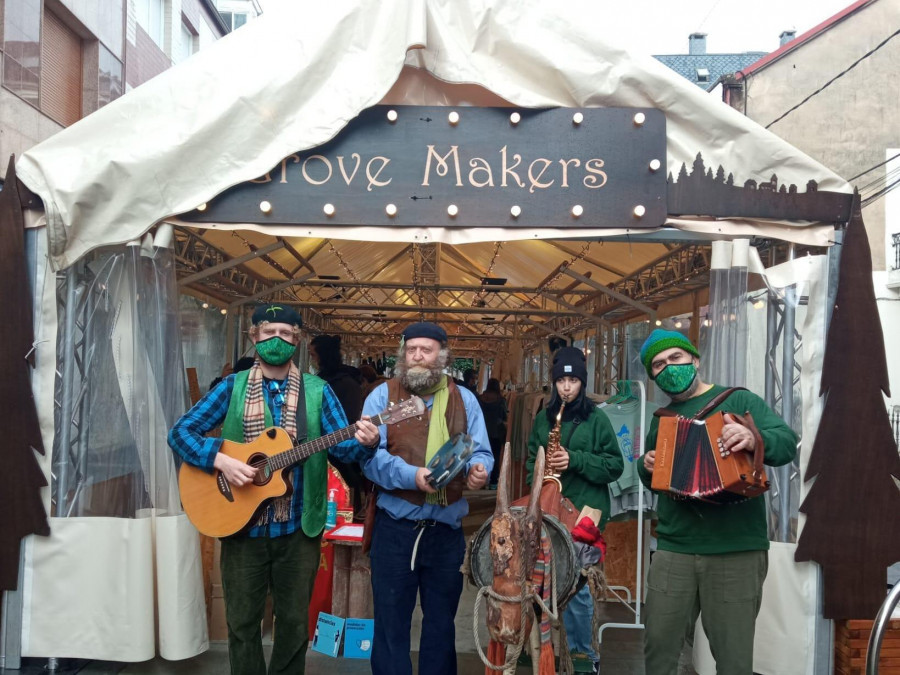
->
xmin=795 ymin=194 xmax=900 ymax=619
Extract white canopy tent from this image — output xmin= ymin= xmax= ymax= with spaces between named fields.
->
xmin=11 ymin=0 xmax=849 ymax=668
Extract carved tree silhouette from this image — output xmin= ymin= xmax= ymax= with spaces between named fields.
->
xmin=795 ymin=195 xmax=900 ymax=619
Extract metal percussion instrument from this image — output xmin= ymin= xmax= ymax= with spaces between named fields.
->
xmin=425 ymin=433 xmax=475 ymax=489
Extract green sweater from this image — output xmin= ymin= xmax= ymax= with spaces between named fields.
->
xmin=526 ymin=407 xmax=624 ymax=529
xmin=636 ymin=385 xmax=798 ymax=554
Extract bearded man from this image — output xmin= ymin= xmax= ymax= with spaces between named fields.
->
xmin=362 ymin=321 xmax=492 ymax=675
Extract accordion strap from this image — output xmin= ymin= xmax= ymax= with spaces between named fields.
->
xmin=653 ymin=386 xmax=748 ymax=419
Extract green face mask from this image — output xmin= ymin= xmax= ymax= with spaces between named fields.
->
xmin=653 ymin=363 xmax=697 ymax=395
xmin=255 ymin=336 xmax=296 ymax=366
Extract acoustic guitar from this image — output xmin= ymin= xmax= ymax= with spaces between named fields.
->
xmin=179 ymin=396 xmax=425 ymax=537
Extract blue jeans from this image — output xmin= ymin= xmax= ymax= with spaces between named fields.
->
xmin=563 ymin=583 xmax=598 ymax=663
xmin=369 ymin=509 xmax=465 ymax=675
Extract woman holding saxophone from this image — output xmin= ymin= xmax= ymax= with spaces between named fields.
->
xmin=525 ymin=346 xmax=623 ymax=674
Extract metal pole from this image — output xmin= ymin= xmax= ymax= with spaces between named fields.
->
xmin=866 ymin=581 xmax=900 ymax=675
xmin=775 ymin=244 xmax=796 ymax=543
xmin=55 ymin=265 xmax=80 ymax=515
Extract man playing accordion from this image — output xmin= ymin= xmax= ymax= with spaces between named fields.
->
xmin=637 ymin=330 xmax=797 ymax=675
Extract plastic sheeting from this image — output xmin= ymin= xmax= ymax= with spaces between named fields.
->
xmin=700 ymin=240 xmax=749 ymax=388
xmin=16 ymin=0 xmax=849 ymax=270
xmin=21 ymin=234 xmax=207 ymax=661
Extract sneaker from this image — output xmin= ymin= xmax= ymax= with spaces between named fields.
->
xmin=592 ymin=661 xmax=601 ymax=674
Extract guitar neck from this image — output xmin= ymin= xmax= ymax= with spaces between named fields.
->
xmin=267 ymin=411 xmax=387 ymax=472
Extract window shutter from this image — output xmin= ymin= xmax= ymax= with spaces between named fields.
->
xmin=41 ymin=11 xmax=82 ymax=126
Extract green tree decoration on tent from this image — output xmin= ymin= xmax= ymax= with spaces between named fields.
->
xmin=795 ymin=195 xmax=900 ymax=619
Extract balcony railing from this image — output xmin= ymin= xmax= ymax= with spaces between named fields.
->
xmin=893 ymin=232 xmax=900 ymax=271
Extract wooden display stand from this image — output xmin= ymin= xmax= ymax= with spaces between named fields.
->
xmin=834 ymin=618 xmax=900 ymax=675
xmin=330 ymin=540 xmax=373 ymax=619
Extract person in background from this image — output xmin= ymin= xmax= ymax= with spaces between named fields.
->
xmin=525 ymin=346 xmax=623 ymax=675
xmin=636 ymin=329 xmax=798 ymax=675
xmin=169 ymin=304 xmax=379 ymax=675
xmin=309 ymin=334 xmax=368 ymax=516
xmin=359 ymin=363 xmax=387 ymax=399
xmin=362 ymin=322 xmax=492 ymax=675
xmin=478 ymin=377 xmax=508 ymax=489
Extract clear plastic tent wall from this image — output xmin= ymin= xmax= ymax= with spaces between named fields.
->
xmin=23 ymin=238 xmax=208 ymax=661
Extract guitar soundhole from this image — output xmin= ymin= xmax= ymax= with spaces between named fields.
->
xmin=248 ymin=453 xmax=272 ymax=486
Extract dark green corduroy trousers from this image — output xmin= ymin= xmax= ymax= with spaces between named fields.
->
xmin=220 ymin=529 xmax=322 ymax=675
xmin=643 ymin=549 xmax=768 ymax=675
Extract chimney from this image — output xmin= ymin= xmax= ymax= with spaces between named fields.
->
xmin=779 ymin=30 xmax=796 ymax=46
xmin=689 ymin=32 xmax=707 ymax=55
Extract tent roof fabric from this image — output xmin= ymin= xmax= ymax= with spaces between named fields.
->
xmin=16 ymin=0 xmax=849 ymax=270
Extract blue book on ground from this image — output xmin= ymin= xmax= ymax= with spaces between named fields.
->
xmin=311 ymin=612 xmax=344 ymax=658
xmin=343 ymin=618 xmax=374 ymax=659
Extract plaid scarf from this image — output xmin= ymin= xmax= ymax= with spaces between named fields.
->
xmin=244 ymin=361 xmax=301 ymax=524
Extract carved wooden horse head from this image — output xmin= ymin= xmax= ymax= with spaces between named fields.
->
xmin=486 ymin=443 xmax=545 ymax=645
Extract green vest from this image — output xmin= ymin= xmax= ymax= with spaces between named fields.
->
xmin=222 ymin=370 xmax=327 ymax=537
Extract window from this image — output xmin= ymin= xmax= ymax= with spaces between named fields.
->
xmin=135 ymin=0 xmax=165 ymax=48
xmin=175 ymin=21 xmax=195 ymax=64
xmin=218 ymin=11 xmax=250 ymax=32
xmin=2 ymin=0 xmax=42 ymax=107
xmin=41 ymin=10 xmax=82 ymax=126
xmin=98 ymin=45 xmax=123 ymax=108
xmin=696 ymin=68 xmax=710 ymax=84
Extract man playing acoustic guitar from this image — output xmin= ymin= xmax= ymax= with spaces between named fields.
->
xmin=168 ymin=304 xmax=379 ymax=675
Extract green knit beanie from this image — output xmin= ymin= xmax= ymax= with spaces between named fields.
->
xmin=640 ymin=329 xmax=700 ymax=374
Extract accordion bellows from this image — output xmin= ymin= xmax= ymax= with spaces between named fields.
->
xmin=651 ymin=411 xmax=769 ymax=503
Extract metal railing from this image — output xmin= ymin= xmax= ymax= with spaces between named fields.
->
xmin=892 ymin=232 xmax=900 ymax=271
xmin=866 ymin=582 xmax=900 ymax=674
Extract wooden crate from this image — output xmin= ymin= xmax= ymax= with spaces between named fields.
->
xmin=834 ymin=619 xmax=900 ymax=675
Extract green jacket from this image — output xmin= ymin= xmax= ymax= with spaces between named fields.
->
xmin=637 ymin=385 xmax=798 ymax=554
xmin=526 ymin=407 xmax=624 ymax=530
xmin=222 ymin=370 xmax=326 ymax=537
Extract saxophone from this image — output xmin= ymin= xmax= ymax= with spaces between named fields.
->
xmin=543 ymin=399 xmax=566 ymax=484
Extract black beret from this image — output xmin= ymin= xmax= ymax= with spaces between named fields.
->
xmin=401 ymin=322 xmax=447 ymax=344
xmin=251 ymin=304 xmax=302 ymax=327
xmin=551 ymin=346 xmax=587 ymax=383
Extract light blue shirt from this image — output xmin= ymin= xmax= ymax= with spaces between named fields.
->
xmin=362 ymin=380 xmax=493 ymax=529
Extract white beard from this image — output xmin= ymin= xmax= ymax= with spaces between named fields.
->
xmin=399 ymin=364 xmax=443 ymax=393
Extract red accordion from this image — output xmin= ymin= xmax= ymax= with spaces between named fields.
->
xmin=651 ymin=410 xmax=769 ymax=504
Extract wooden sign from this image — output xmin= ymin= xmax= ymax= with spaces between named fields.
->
xmin=181 ymin=105 xmax=667 ymax=229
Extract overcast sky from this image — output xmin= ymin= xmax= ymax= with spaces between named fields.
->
xmin=255 ymin=0 xmax=856 ymax=56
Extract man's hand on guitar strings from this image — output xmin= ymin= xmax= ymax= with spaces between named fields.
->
xmin=355 ymin=416 xmax=380 ymax=448
xmin=213 ymin=452 xmax=258 ymax=486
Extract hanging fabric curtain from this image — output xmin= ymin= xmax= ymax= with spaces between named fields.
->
xmin=22 ymin=228 xmax=207 ymax=661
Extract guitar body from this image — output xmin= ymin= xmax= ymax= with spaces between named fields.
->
xmin=179 ymin=427 xmax=295 ymax=538
xmin=177 ymin=396 xmax=427 ymax=538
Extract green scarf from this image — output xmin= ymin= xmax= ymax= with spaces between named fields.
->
xmin=422 ymin=375 xmax=451 ymax=505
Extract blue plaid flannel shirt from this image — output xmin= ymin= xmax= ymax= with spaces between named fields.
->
xmin=168 ymin=373 xmax=373 ymax=538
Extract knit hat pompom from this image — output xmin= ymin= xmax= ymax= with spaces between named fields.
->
xmin=639 ymin=329 xmax=699 ymax=374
